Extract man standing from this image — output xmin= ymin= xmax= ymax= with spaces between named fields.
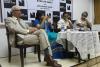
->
xmin=5 ymin=5 xmax=61 ymax=67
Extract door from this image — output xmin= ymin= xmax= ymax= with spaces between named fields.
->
xmin=94 ymin=0 xmax=100 ymax=24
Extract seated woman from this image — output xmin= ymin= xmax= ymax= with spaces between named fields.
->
xmin=41 ymin=15 xmax=52 ymax=32
xmin=33 ymin=12 xmax=51 ymax=30
xmin=76 ymin=11 xmax=92 ymax=31
xmin=33 ymin=13 xmax=57 ymax=43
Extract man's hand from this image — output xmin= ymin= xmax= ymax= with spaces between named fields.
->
xmin=36 ymin=24 xmax=41 ymax=29
xmin=77 ymin=23 xmax=84 ymax=27
xmin=29 ymin=28 xmax=38 ymax=33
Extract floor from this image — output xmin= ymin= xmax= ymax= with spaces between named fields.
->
xmin=0 ymin=53 xmax=78 ymax=67
xmin=70 ymin=56 xmax=100 ymax=67
xmin=74 ymin=63 xmax=100 ymax=67
xmin=92 ymin=63 xmax=100 ymax=67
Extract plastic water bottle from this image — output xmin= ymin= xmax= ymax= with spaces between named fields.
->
xmin=61 ymin=25 xmax=65 ymax=32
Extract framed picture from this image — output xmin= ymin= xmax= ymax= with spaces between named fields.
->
xmin=4 ymin=0 xmax=16 ymax=8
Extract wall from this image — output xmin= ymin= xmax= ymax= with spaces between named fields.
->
xmin=72 ymin=0 xmax=94 ymax=24
xmin=1 ymin=0 xmax=72 ymax=23
xmin=0 ymin=24 xmax=8 ymax=57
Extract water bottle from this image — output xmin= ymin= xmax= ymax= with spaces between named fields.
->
xmin=61 ymin=25 xmax=65 ymax=32
xmin=79 ymin=27 xmax=84 ymax=31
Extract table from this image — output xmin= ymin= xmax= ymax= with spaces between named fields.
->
xmin=57 ymin=31 xmax=100 ymax=60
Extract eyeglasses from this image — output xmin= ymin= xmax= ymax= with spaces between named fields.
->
xmin=13 ymin=10 xmax=21 ymax=11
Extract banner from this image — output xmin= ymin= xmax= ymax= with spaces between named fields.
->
xmin=1 ymin=0 xmax=72 ymax=22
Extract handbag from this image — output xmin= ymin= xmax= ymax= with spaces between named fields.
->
xmin=51 ymin=42 xmax=66 ymax=59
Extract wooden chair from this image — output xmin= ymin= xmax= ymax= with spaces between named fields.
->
xmin=5 ymin=26 xmax=41 ymax=67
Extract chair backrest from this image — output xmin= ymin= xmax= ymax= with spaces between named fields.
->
xmin=5 ymin=24 xmax=16 ymax=47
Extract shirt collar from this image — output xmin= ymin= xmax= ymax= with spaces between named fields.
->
xmin=12 ymin=16 xmax=17 ymax=20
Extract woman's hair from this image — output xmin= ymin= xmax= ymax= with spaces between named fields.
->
xmin=36 ymin=12 xmax=42 ymax=19
xmin=81 ymin=11 xmax=88 ymax=18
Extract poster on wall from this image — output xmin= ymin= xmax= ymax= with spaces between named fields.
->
xmin=17 ymin=0 xmax=27 ymax=9
xmin=60 ymin=3 xmax=66 ymax=12
xmin=37 ymin=10 xmax=45 ymax=16
xmin=2 ymin=0 xmax=72 ymax=23
xmin=4 ymin=8 xmax=12 ymax=19
xmin=28 ymin=10 xmax=36 ymax=20
xmin=66 ymin=4 xmax=72 ymax=12
xmin=53 ymin=11 xmax=60 ymax=23
xmin=66 ymin=0 xmax=71 ymax=4
xmin=37 ymin=0 xmax=53 ymax=11
xmin=21 ymin=9 xmax=28 ymax=20
xmin=18 ymin=0 xmax=24 ymax=6
xmin=4 ymin=0 xmax=16 ymax=8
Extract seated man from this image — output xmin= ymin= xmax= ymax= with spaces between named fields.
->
xmin=57 ymin=12 xmax=73 ymax=31
xmin=57 ymin=12 xmax=73 ymax=50
xmin=5 ymin=5 xmax=61 ymax=67
xmin=76 ymin=11 xmax=92 ymax=31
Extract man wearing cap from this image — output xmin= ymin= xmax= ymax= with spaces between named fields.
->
xmin=5 ymin=5 xmax=61 ymax=67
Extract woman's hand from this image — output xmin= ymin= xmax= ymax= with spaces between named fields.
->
xmin=41 ymin=16 xmax=48 ymax=23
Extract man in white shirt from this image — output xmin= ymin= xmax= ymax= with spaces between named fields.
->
xmin=57 ymin=12 xmax=73 ymax=31
xmin=57 ymin=12 xmax=73 ymax=52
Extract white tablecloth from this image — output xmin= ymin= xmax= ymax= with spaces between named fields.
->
xmin=57 ymin=31 xmax=100 ymax=60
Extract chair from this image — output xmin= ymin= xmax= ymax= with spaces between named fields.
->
xmin=0 ymin=64 xmax=1 ymax=67
xmin=5 ymin=26 xmax=41 ymax=67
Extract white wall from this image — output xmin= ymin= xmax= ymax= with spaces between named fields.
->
xmin=72 ymin=0 xmax=94 ymax=24
xmin=0 ymin=27 xmax=8 ymax=57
